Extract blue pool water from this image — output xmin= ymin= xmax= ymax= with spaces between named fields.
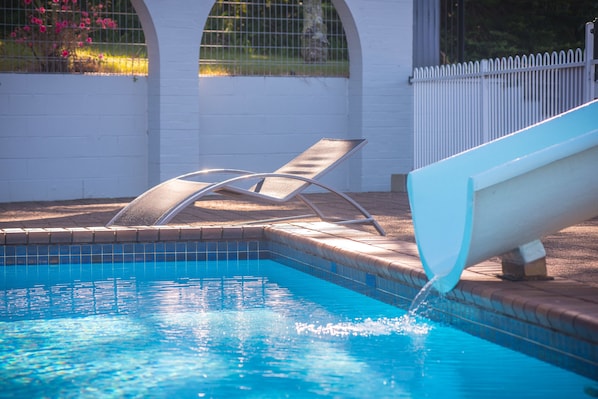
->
xmin=1 ymin=259 xmax=595 ymax=398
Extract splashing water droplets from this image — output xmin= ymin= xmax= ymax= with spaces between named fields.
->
xmin=293 ymin=317 xmax=431 ymax=337
xmin=295 ymin=315 xmax=431 ymax=337
xmin=295 ymin=277 xmax=442 ymax=338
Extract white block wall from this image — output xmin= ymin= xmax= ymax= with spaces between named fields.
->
xmin=340 ymin=0 xmax=414 ymax=192
xmin=0 ymin=74 xmax=148 ymax=202
xmin=0 ymin=0 xmax=414 ymax=202
xmin=198 ymin=77 xmax=351 ymax=188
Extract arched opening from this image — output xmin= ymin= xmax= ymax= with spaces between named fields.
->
xmin=121 ymin=0 xmax=368 ymax=191
xmin=199 ymin=0 xmax=349 ymax=77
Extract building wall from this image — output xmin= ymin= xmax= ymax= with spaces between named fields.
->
xmin=0 ymin=75 xmax=148 ymax=202
xmin=197 ymin=77 xmax=351 ymax=188
xmin=0 ymin=74 xmax=350 ymax=201
xmin=0 ymin=0 xmax=414 ymax=202
xmin=340 ymin=0 xmax=414 ymax=191
xmin=133 ymin=0 xmax=413 ymax=192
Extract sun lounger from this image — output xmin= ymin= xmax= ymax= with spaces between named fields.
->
xmin=107 ymin=138 xmax=385 ymax=235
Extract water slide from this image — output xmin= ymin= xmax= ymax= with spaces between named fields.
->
xmin=407 ymin=99 xmax=598 ymax=293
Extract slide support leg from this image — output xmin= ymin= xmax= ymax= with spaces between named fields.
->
xmin=500 ymin=240 xmax=552 ymax=281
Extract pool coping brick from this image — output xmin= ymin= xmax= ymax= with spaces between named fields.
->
xmin=71 ymin=227 xmax=94 ymax=243
xmin=47 ymin=228 xmax=72 ymax=244
xmin=137 ymin=227 xmax=159 ymax=242
xmin=179 ymin=227 xmax=203 ymax=241
xmin=27 ymin=228 xmax=50 ymax=244
xmin=196 ymin=226 xmax=219 ymax=240
xmin=112 ymin=226 xmax=139 ymax=243
xmin=4 ymin=228 xmax=27 ymax=245
xmin=156 ymin=226 xmax=179 ymax=241
xmin=93 ymin=227 xmax=115 ymax=243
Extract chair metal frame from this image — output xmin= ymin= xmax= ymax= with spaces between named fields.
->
xmin=107 ymin=138 xmax=385 ymax=235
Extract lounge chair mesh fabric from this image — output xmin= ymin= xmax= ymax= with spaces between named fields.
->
xmin=250 ymin=138 xmax=364 ymax=200
xmin=111 ymin=180 xmax=210 ymax=226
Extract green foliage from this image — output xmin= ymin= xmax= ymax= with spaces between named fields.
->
xmin=443 ymin=0 xmax=598 ymax=62
xmin=0 ymin=0 xmax=146 ymax=73
xmin=7 ymin=0 xmax=119 ymax=72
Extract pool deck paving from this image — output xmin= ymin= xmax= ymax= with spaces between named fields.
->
xmin=1 ymin=192 xmax=597 ymax=379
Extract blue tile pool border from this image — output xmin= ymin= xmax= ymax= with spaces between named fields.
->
xmin=0 ymin=241 xmax=266 ymax=266
xmin=1 ymin=223 xmax=597 ymax=382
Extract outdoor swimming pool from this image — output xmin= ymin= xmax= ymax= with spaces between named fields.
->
xmin=1 ymin=259 xmax=595 ymax=398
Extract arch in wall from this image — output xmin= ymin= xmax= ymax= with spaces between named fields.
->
xmin=330 ymin=0 xmax=362 ymax=84
xmin=126 ymin=0 xmax=365 ymax=190
xmin=199 ymin=1 xmax=353 ymax=78
xmin=326 ymin=1 xmax=363 ymax=140
xmin=197 ymin=0 xmax=364 ymax=190
xmin=328 ymin=0 xmax=364 ymax=189
xmin=131 ymin=0 xmax=361 ymax=86
xmin=127 ymin=0 xmax=205 ymax=186
xmin=128 ymin=0 xmax=161 ymax=187
xmin=128 ymin=0 xmax=158 ymax=77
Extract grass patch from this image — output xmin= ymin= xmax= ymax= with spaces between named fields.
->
xmin=200 ymin=50 xmax=349 ymax=77
xmin=200 ymin=61 xmax=349 ymax=77
xmin=75 ymin=48 xmax=148 ymax=75
xmin=1 ymin=41 xmax=348 ymax=77
xmin=0 ymin=41 xmax=148 ymax=75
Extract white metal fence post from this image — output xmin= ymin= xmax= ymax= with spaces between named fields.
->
xmin=585 ymin=21 xmax=596 ymax=102
xmin=480 ymin=59 xmax=490 ymax=143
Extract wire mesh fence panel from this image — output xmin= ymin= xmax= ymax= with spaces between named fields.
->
xmin=1 ymin=0 xmax=348 ymax=77
xmin=200 ymin=0 xmax=349 ymax=77
xmin=0 ymin=0 xmax=147 ymax=74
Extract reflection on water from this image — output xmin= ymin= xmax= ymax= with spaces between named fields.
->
xmin=0 ymin=260 xmax=594 ymax=399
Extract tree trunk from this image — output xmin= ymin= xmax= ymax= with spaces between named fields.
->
xmin=301 ymin=0 xmax=329 ymax=63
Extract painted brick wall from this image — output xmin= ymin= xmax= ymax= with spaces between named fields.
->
xmin=0 ymin=74 xmax=351 ymax=201
xmin=342 ymin=0 xmax=414 ymax=192
xmin=136 ymin=0 xmax=413 ymax=193
xmin=0 ymin=74 xmax=148 ymax=202
xmin=197 ymin=77 xmax=351 ymax=188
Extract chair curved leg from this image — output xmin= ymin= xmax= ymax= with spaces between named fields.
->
xmin=297 ymin=192 xmax=386 ymax=236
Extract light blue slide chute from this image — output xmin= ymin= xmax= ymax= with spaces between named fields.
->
xmin=407 ymin=100 xmax=598 ymax=293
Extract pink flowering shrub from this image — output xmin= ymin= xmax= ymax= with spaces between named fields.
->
xmin=10 ymin=0 xmax=117 ymax=72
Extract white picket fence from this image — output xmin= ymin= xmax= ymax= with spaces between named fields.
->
xmin=412 ymin=22 xmax=597 ymax=168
